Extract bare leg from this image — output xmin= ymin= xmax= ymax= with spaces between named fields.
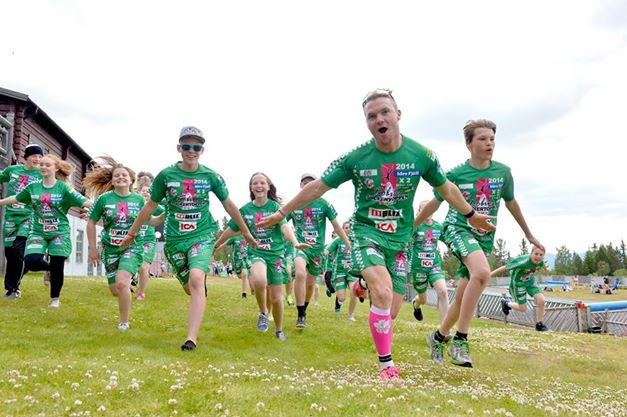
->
xmin=270 ymin=284 xmax=284 ymax=332
xmin=183 ymin=269 xmax=207 ymax=344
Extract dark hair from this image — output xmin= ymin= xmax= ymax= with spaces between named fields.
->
xmin=84 ymin=156 xmax=136 ymax=197
xmin=249 ymin=172 xmax=281 ymax=202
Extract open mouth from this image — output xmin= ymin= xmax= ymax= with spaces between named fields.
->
xmin=378 ymin=127 xmax=388 ymax=134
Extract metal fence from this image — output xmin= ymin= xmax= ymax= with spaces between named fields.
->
xmin=418 ymin=287 xmax=627 ymax=335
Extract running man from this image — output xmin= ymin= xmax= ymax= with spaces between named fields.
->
xmin=491 ymin=245 xmax=549 ymax=331
xmin=416 ymin=119 xmax=543 ymax=367
xmin=286 ymin=173 xmax=350 ymax=328
xmin=0 ymin=144 xmax=43 ymax=299
xmin=258 ymin=89 xmax=493 ymax=380
xmin=409 ymin=200 xmax=448 ymax=324
xmin=121 ymin=126 xmax=255 ymax=351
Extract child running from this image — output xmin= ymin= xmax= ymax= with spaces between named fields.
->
xmin=135 ymin=181 xmax=165 ymax=300
xmin=416 ymin=119 xmax=543 ymax=367
xmin=491 ymin=245 xmax=549 ymax=331
xmin=121 ymin=126 xmax=255 ymax=351
xmin=215 ymin=172 xmax=309 ymax=341
xmin=409 ymin=200 xmax=449 ymax=324
xmin=0 ymin=154 xmax=91 ymax=307
xmin=326 ymin=222 xmax=358 ymax=320
xmin=0 ymin=144 xmax=43 ymax=299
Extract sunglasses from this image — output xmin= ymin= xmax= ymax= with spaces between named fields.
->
xmin=180 ymin=144 xmax=203 ymax=152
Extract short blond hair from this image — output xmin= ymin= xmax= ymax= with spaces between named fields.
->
xmin=362 ymin=88 xmax=398 ymax=110
xmin=463 ymin=119 xmax=496 ymax=144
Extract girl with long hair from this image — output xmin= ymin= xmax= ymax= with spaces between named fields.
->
xmin=0 ymin=154 xmax=91 ymax=307
xmin=215 ymin=172 xmax=309 ymax=341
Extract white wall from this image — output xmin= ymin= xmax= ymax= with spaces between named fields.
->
xmin=64 ymin=215 xmax=103 ymax=277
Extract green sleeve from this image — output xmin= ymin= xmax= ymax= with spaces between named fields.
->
xmin=15 ymin=186 xmax=32 ymax=204
xmin=326 ymin=200 xmax=338 ymax=222
xmin=321 ymin=153 xmax=351 ymax=189
xmin=422 ymin=148 xmax=448 ymax=188
xmin=327 ymin=238 xmax=339 ymax=255
xmin=64 ymin=183 xmax=88 ymax=208
xmin=0 ymin=167 xmax=10 ymax=184
xmin=153 ymin=204 xmax=165 ymax=216
xmin=211 ymin=172 xmax=229 ymax=202
xmin=88 ymin=194 xmax=105 ymax=222
xmin=506 ymin=255 xmax=530 ymax=271
xmin=150 ymin=171 xmax=167 ymax=203
xmin=502 ymin=167 xmax=515 ymax=202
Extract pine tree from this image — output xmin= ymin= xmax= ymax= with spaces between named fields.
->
xmin=519 ymin=239 xmax=529 ymax=255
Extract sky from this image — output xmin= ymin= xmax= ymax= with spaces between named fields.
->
xmin=2 ymin=0 xmax=626 ymax=254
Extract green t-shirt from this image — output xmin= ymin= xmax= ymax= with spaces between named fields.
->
xmin=88 ymin=191 xmax=145 ymax=248
xmin=16 ymin=180 xmax=87 ymax=238
xmin=228 ymin=199 xmax=287 ymax=258
xmin=434 ymin=160 xmax=514 ymax=246
xmin=410 ymin=220 xmax=443 ymax=270
xmin=0 ymin=165 xmax=43 ymax=222
xmin=227 ymin=236 xmax=249 ymax=261
xmin=327 ymin=237 xmax=352 ymax=275
xmin=506 ymin=254 xmax=544 ymax=283
xmin=321 ymin=136 xmax=447 ymax=247
xmin=151 ymin=163 xmax=229 ymax=243
xmin=286 ymin=198 xmax=337 ymax=251
xmin=138 ymin=204 xmax=165 ymax=243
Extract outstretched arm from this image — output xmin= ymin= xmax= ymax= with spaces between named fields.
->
xmin=0 ymin=196 xmax=18 ymax=206
xmin=222 ymin=197 xmax=257 ymax=248
xmin=491 ymin=265 xmax=507 ymax=278
xmin=413 ymin=198 xmax=442 ymax=229
xmin=505 ymin=199 xmax=544 ymax=251
xmin=435 ymin=180 xmax=496 ymax=232
xmin=257 ymin=179 xmax=331 ymax=228
xmin=215 ymin=227 xmax=239 ymax=251
xmin=120 ymin=199 xmax=158 ymax=247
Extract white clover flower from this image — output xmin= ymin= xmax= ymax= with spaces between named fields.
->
xmin=52 ymin=392 xmax=61 ymax=399
xmin=74 ymin=400 xmax=83 ymax=406
xmin=168 ymin=399 xmax=177 ymax=405
xmin=256 ymin=402 xmax=265 ymax=408
xmin=71 ymin=383 xmax=80 ymax=390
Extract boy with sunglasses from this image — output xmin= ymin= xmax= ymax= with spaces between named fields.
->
xmin=123 ymin=126 xmax=255 ymax=351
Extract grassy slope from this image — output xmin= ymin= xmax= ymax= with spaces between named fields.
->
xmin=0 ymin=275 xmax=625 ymax=417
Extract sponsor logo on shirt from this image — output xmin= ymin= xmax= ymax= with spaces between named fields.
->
xmin=375 ymin=220 xmax=397 ymax=233
xmin=368 ymin=208 xmax=402 ymax=220
xmin=43 ymin=224 xmax=59 ymax=232
xmin=381 ymin=163 xmax=397 ymax=197
xmin=258 ymin=237 xmax=273 ymax=250
xmin=179 ymin=222 xmax=197 ymax=231
xmin=40 ymin=194 xmax=54 ymax=216
xmin=175 ymin=212 xmax=202 ymax=221
xmin=117 ymin=202 xmax=129 ymax=223
xmin=366 ymin=247 xmax=384 ymax=258
xmin=359 ymin=169 xmax=378 ymax=177
xmin=476 ymin=178 xmax=491 ymax=214
xmin=458 ymin=183 xmax=473 ymax=190
xmin=38 ymin=218 xmax=59 ymax=225
xmin=416 ymin=252 xmax=435 ymax=259
xmin=396 ymin=170 xmax=420 ymax=178
xmin=421 ymin=259 xmax=434 ymax=268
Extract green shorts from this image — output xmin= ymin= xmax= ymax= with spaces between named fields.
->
xmin=295 ymin=248 xmax=324 ymax=276
xmin=2 ymin=216 xmax=32 ymax=246
xmin=233 ymin=256 xmax=251 ymax=275
xmin=141 ymin=241 xmax=157 ymax=264
xmin=349 ymin=232 xmax=408 ymax=295
xmin=443 ymin=226 xmax=492 ymax=279
xmin=103 ymin=244 xmax=144 ymax=285
xmin=24 ymin=233 xmax=72 ymax=258
xmin=411 ymin=265 xmax=446 ymax=294
xmin=510 ymin=277 xmax=542 ymax=304
xmin=164 ymin=238 xmax=215 ymax=286
xmin=333 ymin=273 xmax=357 ymax=291
xmin=250 ymin=255 xmax=288 ymax=285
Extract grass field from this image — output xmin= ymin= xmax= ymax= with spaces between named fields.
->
xmin=1 ymin=275 xmax=626 ymax=417
xmin=541 ymin=287 xmax=627 ymax=303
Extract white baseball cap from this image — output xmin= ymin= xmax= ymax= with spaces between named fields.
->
xmin=179 ymin=126 xmax=205 ymax=144
xmin=300 ymin=173 xmax=317 ymax=182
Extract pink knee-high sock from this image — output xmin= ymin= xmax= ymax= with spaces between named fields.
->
xmin=369 ymin=305 xmax=393 ymax=369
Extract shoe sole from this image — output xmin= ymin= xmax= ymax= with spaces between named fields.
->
xmin=451 ymin=361 xmax=473 ymax=368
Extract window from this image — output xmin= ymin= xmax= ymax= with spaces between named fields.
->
xmin=75 ymin=229 xmax=84 ymax=263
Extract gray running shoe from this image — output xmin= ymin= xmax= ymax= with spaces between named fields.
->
xmin=296 ymin=316 xmax=306 ymax=328
xmin=257 ymin=313 xmax=269 ymax=332
xmin=426 ymin=331 xmax=445 ymax=365
xmin=449 ymin=338 xmax=473 ymax=368
xmin=275 ymin=331 xmax=288 ymax=341
xmin=4 ymin=290 xmax=21 ymax=300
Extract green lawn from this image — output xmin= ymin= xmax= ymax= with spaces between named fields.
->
xmin=1 ymin=275 xmax=625 ymax=417
xmin=542 ymin=287 xmax=626 ymax=303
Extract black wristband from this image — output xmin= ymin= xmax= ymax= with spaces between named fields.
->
xmin=463 ymin=208 xmax=475 ymax=218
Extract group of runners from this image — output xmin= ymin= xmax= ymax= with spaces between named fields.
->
xmin=0 ymin=88 xmax=550 ymax=380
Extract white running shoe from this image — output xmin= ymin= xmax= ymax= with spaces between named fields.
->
xmin=118 ymin=322 xmax=130 ymax=331
xmin=48 ymin=298 xmax=60 ymax=308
